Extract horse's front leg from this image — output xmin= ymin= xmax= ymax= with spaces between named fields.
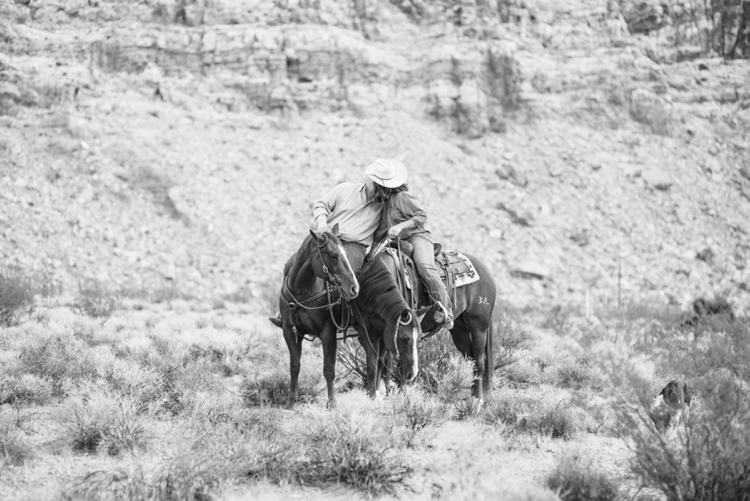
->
xmin=283 ymin=324 xmax=303 ymax=408
xmin=378 ymin=346 xmax=391 ymax=397
xmin=360 ymin=333 xmax=380 ymax=399
xmin=320 ymin=325 xmax=338 ymax=409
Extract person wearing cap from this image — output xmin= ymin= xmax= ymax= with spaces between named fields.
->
xmin=371 ymin=159 xmax=454 ymax=330
xmin=310 ymin=159 xmax=400 ymax=274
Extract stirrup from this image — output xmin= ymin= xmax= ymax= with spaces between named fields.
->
xmin=433 ymin=302 xmax=453 ymax=328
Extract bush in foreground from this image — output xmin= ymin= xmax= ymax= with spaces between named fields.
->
xmin=546 ymin=455 xmax=618 ymax=501
xmin=619 ymin=371 xmax=750 ymax=501
xmin=0 ymin=266 xmax=57 ymax=327
xmin=240 ymin=371 xmax=320 ymax=407
xmin=0 ymin=416 xmax=33 ymax=467
xmin=69 ymin=394 xmax=148 ymax=456
xmin=483 ymin=393 xmax=581 ymax=439
xmin=393 ymin=386 xmax=449 ymax=447
xmin=73 ymin=280 xmax=120 ymax=320
xmin=303 ymin=414 xmax=411 ymax=496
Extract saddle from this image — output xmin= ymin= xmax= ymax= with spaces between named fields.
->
xmin=384 ymin=241 xmax=479 ymax=293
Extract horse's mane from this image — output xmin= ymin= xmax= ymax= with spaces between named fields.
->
xmin=288 ymin=233 xmax=316 ymax=282
xmin=358 ymin=252 xmax=407 ymax=322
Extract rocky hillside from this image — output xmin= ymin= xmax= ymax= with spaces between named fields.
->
xmin=1 ymin=0 xmax=749 ymax=314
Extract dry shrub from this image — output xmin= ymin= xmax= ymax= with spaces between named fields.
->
xmin=596 ymin=313 xmax=750 ymax=501
xmin=615 ymin=319 xmax=750 ymax=500
xmin=63 ymin=450 xmax=249 ymax=501
xmin=551 ymin=358 xmax=593 ymax=390
xmin=0 ymin=415 xmax=33 ymax=467
xmin=18 ymin=331 xmax=101 ymax=396
xmin=74 ymin=280 xmax=120 ymax=320
xmin=0 ymin=373 xmax=53 ymax=405
xmin=392 ymin=386 xmax=449 ymax=447
xmin=0 ymin=266 xmax=58 ymax=327
xmin=417 ymin=333 xmax=475 ymax=403
xmin=495 ymin=308 xmax=532 ymax=370
xmin=303 ymin=413 xmax=411 ymax=496
xmin=69 ymin=393 xmax=149 ymax=456
xmin=241 ymin=371 xmax=321 ymax=407
xmin=336 ymin=339 xmax=368 ymax=387
xmin=483 ymin=392 xmax=581 ymax=439
xmin=617 ymin=373 xmax=750 ymax=501
xmin=61 ymin=469 xmax=152 ymax=501
xmin=546 ymin=454 xmax=619 ymax=501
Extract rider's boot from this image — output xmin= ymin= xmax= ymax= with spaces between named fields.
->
xmin=433 ymin=301 xmax=454 ymax=330
xmin=269 ymin=313 xmax=283 ymax=328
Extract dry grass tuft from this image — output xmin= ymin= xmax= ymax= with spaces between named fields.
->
xmin=241 ymin=371 xmax=321 ymax=407
xmin=73 ymin=279 xmax=120 ymax=320
xmin=0 ymin=415 xmax=33 ymax=467
xmin=302 ymin=413 xmax=411 ymax=496
xmin=0 ymin=266 xmax=58 ymax=327
xmin=546 ymin=454 xmax=619 ymax=501
xmin=417 ymin=334 xmax=475 ymax=404
xmin=69 ymin=393 xmax=149 ymax=456
xmin=393 ymin=386 xmax=449 ymax=447
xmin=483 ymin=392 xmax=582 ymax=439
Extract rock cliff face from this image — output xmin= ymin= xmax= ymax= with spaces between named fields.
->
xmin=88 ymin=23 xmax=521 ymax=139
xmin=1 ymin=0 xmax=749 ymax=315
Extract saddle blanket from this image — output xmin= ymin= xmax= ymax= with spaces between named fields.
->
xmin=438 ymin=251 xmax=480 ymax=288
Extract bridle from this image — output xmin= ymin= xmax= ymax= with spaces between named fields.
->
xmin=355 ymin=237 xmax=417 ymax=383
xmin=282 ymin=234 xmax=353 ymax=342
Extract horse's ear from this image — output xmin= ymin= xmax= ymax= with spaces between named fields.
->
xmin=416 ymin=306 xmax=432 ymax=323
xmin=331 ymin=223 xmax=340 ymax=237
xmin=309 ymin=229 xmax=322 ymax=242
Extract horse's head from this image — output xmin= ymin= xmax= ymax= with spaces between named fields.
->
xmin=383 ymin=306 xmax=431 ymax=383
xmin=309 ymin=224 xmax=359 ymax=300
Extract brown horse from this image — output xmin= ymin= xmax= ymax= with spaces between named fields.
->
xmin=273 ymin=225 xmax=359 ymax=408
xmin=355 ymin=249 xmax=430 ymax=399
xmin=360 ymin=242 xmax=497 ymax=403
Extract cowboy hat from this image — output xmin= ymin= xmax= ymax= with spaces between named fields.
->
xmin=365 ymin=158 xmax=407 ymax=188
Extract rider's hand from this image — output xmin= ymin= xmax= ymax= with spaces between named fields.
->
xmin=318 ymin=224 xmax=332 ymax=234
xmin=387 ymin=226 xmax=402 ymax=239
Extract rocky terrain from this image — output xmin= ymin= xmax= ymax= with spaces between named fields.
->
xmin=1 ymin=0 xmax=749 ymax=315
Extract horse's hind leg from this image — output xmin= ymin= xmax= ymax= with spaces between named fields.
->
xmin=321 ymin=326 xmax=338 ymax=408
xmin=451 ymin=317 xmax=487 ymax=404
xmin=469 ymin=321 xmax=491 ymax=405
xmin=283 ymin=325 xmax=303 ymax=408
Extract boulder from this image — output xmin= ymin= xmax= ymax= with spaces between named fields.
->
xmin=630 ymin=88 xmax=675 ymax=135
xmin=642 ymin=167 xmax=672 ymax=191
xmin=511 ymin=260 xmax=550 ymax=280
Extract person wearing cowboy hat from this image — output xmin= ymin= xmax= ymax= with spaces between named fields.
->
xmin=369 ymin=158 xmax=454 ymax=330
xmin=309 ymin=158 xmax=404 ymax=275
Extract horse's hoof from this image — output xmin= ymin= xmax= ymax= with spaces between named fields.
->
xmin=326 ymin=399 xmax=337 ymax=410
xmin=285 ymin=400 xmax=296 ymax=410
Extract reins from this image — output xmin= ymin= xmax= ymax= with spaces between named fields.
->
xmin=283 ymin=235 xmax=353 ymax=343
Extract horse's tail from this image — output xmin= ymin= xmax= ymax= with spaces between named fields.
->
xmin=483 ymin=319 xmax=493 ymax=397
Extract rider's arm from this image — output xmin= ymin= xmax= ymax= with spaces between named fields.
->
xmin=312 ymin=185 xmax=342 ymax=231
xmin=389 ymin=192 xmax=427 ymax=236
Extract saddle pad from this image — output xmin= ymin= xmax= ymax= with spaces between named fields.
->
xmin=438 ymin=251 xmax=480 ymax=288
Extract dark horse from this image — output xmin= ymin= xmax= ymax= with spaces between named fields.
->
xmin=272 ymin=225 xmax=359 ymax=408
xmin=355 ymin=249 xmax=430 ymax=399
xmin=360 ymin=243 xmax=497 ymax=403
xmin=422 ymin=251 xmax=497 ymax=403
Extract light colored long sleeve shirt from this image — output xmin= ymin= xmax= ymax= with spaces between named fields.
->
xmin=311 ymin=183 xmax=384 ymax=247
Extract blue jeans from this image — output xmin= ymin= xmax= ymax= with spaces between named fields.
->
xmin=408 ymin=234 xmax=450 ymax=309
xmin=342 ymin=242 xmax=367 ymax=275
